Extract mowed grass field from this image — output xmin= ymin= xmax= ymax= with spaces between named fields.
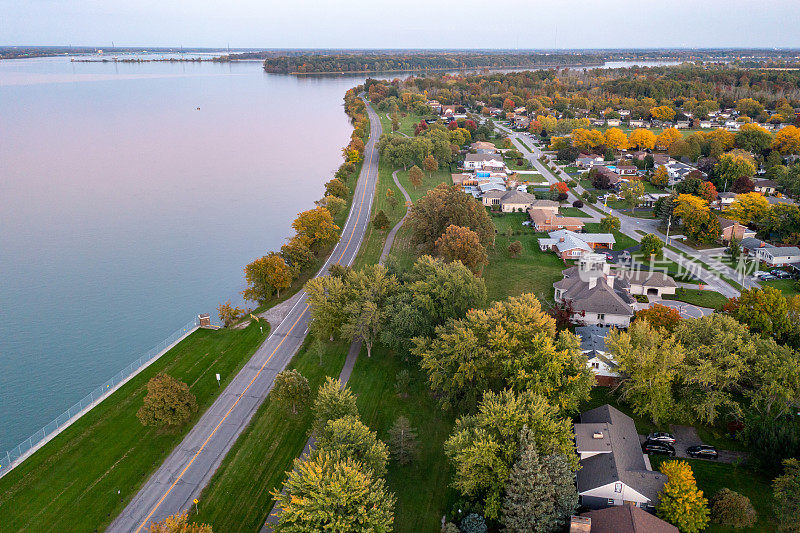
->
xmin=192 ymin=339 xmax=350 ymax=532
xmin=0 ymin=322 xmax=269 ymax=533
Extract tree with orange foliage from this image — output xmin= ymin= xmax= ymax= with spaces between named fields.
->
xmin=635 ymin=304 xmax=682 ymax=331
xmin=772 ymin=125 xmax=800 ymax=155
xmin=604 ymin=127 xmax=629 ymax=151
xmin=435 ymin=225 xmax=488 ymax=275
xmin=629 ymin=128 xmax=657 ymax=150
xmin=550 ymin=181 xmax=570 ymax=195
xmin=656 ymin=128 xmax=682 ymax=150
xmin=292 ymin=207 xmax=340 ymax=251
xmin=149 ymin=511 xmax=212 ymax=533
xmin=650 ymin=106 xmax=677 ymax=121
xmin=698 ymin=181 xmax=718 ymax=204
xmin=503 ymin=98 xmax=516 ymax=111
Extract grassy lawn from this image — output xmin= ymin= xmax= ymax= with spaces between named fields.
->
xmin=505 ymin=158 xmax=532 ymax=171
xmin=763 ymin=278 xmax=800 ymax=297
xmin=377 ymin=110 xmax=426 ymax=137
xmin=192 ymin=339 xmax=349 ymax=532
xmin=559 ymin=207 xmax=589 ymax=218
xmin=649 ymin=456 xmax=777 ymax=533
xmin=516 ymin=137 xmax=533 ymax=152
xmin=347 ymin=346 xmax=457 ymax=533
xmin=607 ymin=201 xmax=657 ymax=218
xmin=662 ymin=287 xmax=729 ymax=309
xmin=485 ymin=213 xmax=566 ymax=304
xmin=0 ymin=322 xmax=269 ymax=533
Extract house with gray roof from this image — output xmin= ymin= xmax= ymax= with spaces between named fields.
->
xmin=554 ymin=254 xmax=636 ymax=327
xmin=575 ymin=326 xmax=620 ymax=386
xmin=464 ymin=152 xmax=505 ymax=171
xmin=577 ymin=506 xmax=678 ymax=533
xmin=615 ymin=269 xmax=677 ymax=298
xmin=539 ymin=230 xmax=615 ymax=260
xmin=575 ymin=404 xmax=667 ymax=511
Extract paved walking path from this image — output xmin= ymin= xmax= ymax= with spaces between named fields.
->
xmin=380 ymin=170 xmax=413 ymax=263
xmin=109 ymin=96 xmax=382 ymax=533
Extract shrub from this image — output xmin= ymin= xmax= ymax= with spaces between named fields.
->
xmin=710 ymin=488 xmax=757 ymax=528
xmin=460 ymin=513 xmax=487 ymax=533
xmin=136 ymin=373 xmax=197 ymax=428
xmin=572 ymin=200 xmax=584 ymax=208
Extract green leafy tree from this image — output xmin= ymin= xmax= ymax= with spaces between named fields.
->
xmin=386 ymin=416 xmax=419 ymax=465
xmin=728 ymin=287 xmax=791 ymax=341
xmin=312 ymin=376 xmax=359 ymax=435
xmin=137 ymin=373 xmax=197 ymax=428
xmin=735 ymin=123 xmax=773 ymax=153
xmin=407 ymin=183 xmax=494 ymax=254
xmin=386 ymin=188 xmax=399 ymax=211
xmin=272 ymin=369 xmax=311 ymax=415
xmin=501 ymin=429 xmax=577 ymax=533
xmin=413 ymin=293 xmax=593 ymax=413
xmin=272 ymin=452 xmax=395 ymax=532
xmin=321 ymin=195 xmax=346 ymax=216
xmin=710 ymin=488 xmax=757 ymax=528
xmin=292 ymin=207 xmax=340 ymax=251
xmin=658 ymin=460 xmax=710 ymax=533
xmin=325 ymin=177 xmax=349 ymax=199
xmin=383 ymin=255 xmax=486 ymax=352
xmin=444 ymin=389 xmax=577 ymax=520
xmin=599 ymin=215 xmax=621 ymax=232
xmin=314 ymin=415 xmax=389 ymax=477
xmin=715 ymin=152 xmax=756 ymax=189
xmin=508 ymin=240 xmax=523 ymax=258
xmin=280 ymin=236 xmax=314 ymax=270
xmin=242 ymin=252 xmax=295 ymax=303
xmin=773 ymin=458 xmax=800 ymax=533
xmin=619 ymin=180 xmax=645 ymax=212
xmin=606 ymin=320 xmax=685 ymax=425
xmin=639 ymin=233 xmax=663 ymax=259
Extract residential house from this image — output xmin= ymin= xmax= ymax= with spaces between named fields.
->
xmin=664 ymin=161 xmax=699 ymax=185
xmin=619 ymin=109 xmax=631 ymax=117
xmin=754 ymin=179 xmax=779 ymax=195
xmin=717 ymin=191 xmax=737 ymax=209
xmin=574 ymin=404 xmax=668 ymax=510
xmin=725 ymin=120 xmax=741 ymax=131
xmin=426 ymin=100 xmax=441 ymax=113
xmin=719 ymin=217 xmax=756 ymax=243
xmin=464 ymin=153 xmax=505 ymax=171
xmin=451 ymin=173 xmax=475 ymax=187
xmin=675 ymin=120 xmax=690 ymax=129
xmin=741 ymin=237 xmax=766 ymax=257
xmin=616 ymin=165 xmax=638 ymax=176
xmin=615 ymin=270 xmax=677 ymax=298
xmin=470 ymin=141 xmax=497 ymax=154
xmin=592 ymin=119 xmax=606 ymax=126
xmin=477 ymin=181 xmax=506 ymax=196
xmin=576 ymin=506 xmax=678 ymax=533
xmin=768 ymin=196 xmax=798 ymax=207
xmin=596 ymin=166 xmax=623 ymax=186
xmin=699 ymin=120 xmax=713 ymax=128
xmin=607 ymin=119 xmax=621 ymax=127
xmin=640 ymin=193 xmax=671 ymax=208
xmin=539 ymin=230 xmax=616 ymax=259
xmin=482 ymin=189 xmax=537 ymax=212
xmin=577 ymin=154 xmax=605 ymax=169
xmin=575 ymin=325 xmax=620 ymax=386
xmin=553 ymin=254 xmax=636 ymax=327
xmin=628 ymin=119 xmax=648 ymax=128
xmin=528 ymin=207 xmax=585 ymax=232
xmin=755 ymin=244 xmax=800 ymax=267
xmin=652 ymin=154 xmax=670 ymax=166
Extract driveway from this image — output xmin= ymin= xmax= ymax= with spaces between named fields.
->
xmin=650 ymin=299 xmax=714 ymax=319
xmin=668 ymin=425 xmax=749 ymax=464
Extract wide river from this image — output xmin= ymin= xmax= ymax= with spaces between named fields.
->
xmin=0 ymin=55 xmax=371 ymax=452
xmin=0 ymin=55 xmax=683 ymax=454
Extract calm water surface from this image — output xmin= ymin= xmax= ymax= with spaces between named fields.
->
xmin=0 ymin=55 xmax=366 ymax=451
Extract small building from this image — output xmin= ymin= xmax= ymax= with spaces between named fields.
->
xmin=754 ymin=179 xmax=779 ymax=195
xmin=606 ymin=119 xmax=621 ymax=127
xmin=577 ymin=506 xmax=678 ymax=532
xmin=529 ymin=209 xmax=585 ymax=233
xmin=628 ymin=119 xmax=648 ymax=128
xmin=575 ymin=325 xmax=620 ymax=386
xmin=717 ymin=191 xmax=737 ymax=209
xmin=756 ymin=244 xmax=800 ymax=267
xmin=675 ymin=120 xmax=690 ymax=129
xmin=768 ymin=196 xmax=798 ymax=207
xmin=483 ymin=189 xmax=537 ymax=212
xmin=616 ymin=165 xmax=638 ymax=176
xmin=699 ymin=120 xmax=713 ymax=128
xmin=464 ymin=153 xmax=505 ymax=171
xmin=615 ymin=270 xmax=677 ymax=298
xmin=719 ymin=217 xmax=756 ymax=243
xmin=575 ymin=404 xmax=668 ymax=511
xmin=539 ymin=230 xmax=615 ymax=259
xmin=577 ymin=154 xmax=605 ymax=168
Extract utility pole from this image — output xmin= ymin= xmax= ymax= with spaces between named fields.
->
xmin=665 ymin=215 xmax=672 ymax=246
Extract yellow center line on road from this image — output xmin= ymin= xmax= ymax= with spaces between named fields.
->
xmin=134 ymin=105 xmax=377 ymax=533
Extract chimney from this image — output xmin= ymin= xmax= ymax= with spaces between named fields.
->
xmin=588 ymin=277 xmax=597 ymax=290
xmin=569 ymin=516 xmax=591 ymax=533
xmin=592 ymin=431 xmax=604 ymax=439
xmin=559 ymin=236 xmax=565 ymax=243
xmin=606 ymin=273 xmax=616 ymax=287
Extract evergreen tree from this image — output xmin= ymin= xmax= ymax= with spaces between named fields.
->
xmin=387 ymin=416 xmax=419 ymax=465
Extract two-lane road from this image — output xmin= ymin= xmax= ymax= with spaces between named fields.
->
xmin=108 ymin=96 xmax=381 ymax=533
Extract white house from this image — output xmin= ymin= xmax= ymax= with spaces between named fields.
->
xmin=575 ymin=405 xmax=667 ymax=511
xmin=553 ymin=254 xmax=636 ymax=328
xmin=755 ymin=245 xmax=800 ymax=267
xmin=464 ymin=153 xmax=505 ymax=171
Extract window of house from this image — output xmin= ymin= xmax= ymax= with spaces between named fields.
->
xmin=607 ymin=498 xmax=615 ymax=505
xmin=615 ymin=482 xmax=622 ymax=493
xmin=591 ymin=362 xmax=599 ymax=369
xmin=597 ymin=313 xmax=605 ymax=321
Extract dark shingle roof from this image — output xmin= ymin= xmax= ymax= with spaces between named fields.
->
xmin=581 ymin=506 xmax=678 ymax=533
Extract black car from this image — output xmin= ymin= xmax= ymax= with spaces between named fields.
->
xmin=647 ymin=432 xmax=676 ymax=445
xmin=687 ymin=445 xmax=718 ymax=459
xmin=642 ymin=440 xmax=676 ymax=456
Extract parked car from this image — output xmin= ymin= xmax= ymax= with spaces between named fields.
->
xmin=605 ymin=253 xmax=614 ymax=261
xmin=753 ymin=270 xmax=770 ymax=277
xmin=758 ymin=273 xmax=777 ymax=281
xmin=647 ymin=432 xmax=676 ymax=445
xmin=642 ymin=440 xmax=676 ymax=456
xmin=771 ymin=270 xmax=792 ymax=279
xmin=687 ymin=445 xmax=718 ymax=459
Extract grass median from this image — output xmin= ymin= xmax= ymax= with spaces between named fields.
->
xmin=0 ymin=321 xmax=269 ymax=533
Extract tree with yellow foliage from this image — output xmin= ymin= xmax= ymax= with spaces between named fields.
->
xmin=715 ymin=152 xmax=756 ymax=188
xmin=537 ymin=114 xmax=557 ymax=134
xmin=571 ymin=128 xmax=604 ymax=151
xmin=728 ymin=192 xmax=770 ymax=225
xmin=549 ymin=136 xmax=570 ymax=151
xmin=604 ymin=127 xmax=629 ymax=151
xmin=150 ymin=511 xmax=212 ymax=533
xmin=243 ymin=252 xmax=294 ymax=302
xmin=650 ymin=106 xmax=677 ymax=121
xmin=629 ymin=128 xmax=657 ymax=150
xmin=650 ymin=165 xmax=669 ymax=188
xmin=772 ymin=125 xmax=800 ymax=155
xmin=702 ymin=128 xmax=736 ymax=151
xmin=292 ymin=207 xmax=340 ymax=251
xmin=657 ymin=460 xmax=710 ymax=533
xmin=655 ymin=128 xmax=682 ymax=150
xmin=673 ymin=194 xmax=720 ymax=243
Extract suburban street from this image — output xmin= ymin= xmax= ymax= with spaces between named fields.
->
xmin=108 ymin=97 xmax=382 ymax=533
xmin=496 ymin=123 xmax=742 ymax=299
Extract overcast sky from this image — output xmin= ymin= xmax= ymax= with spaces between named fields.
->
xmin=3 ymin=0 xmax=800 ymax=50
